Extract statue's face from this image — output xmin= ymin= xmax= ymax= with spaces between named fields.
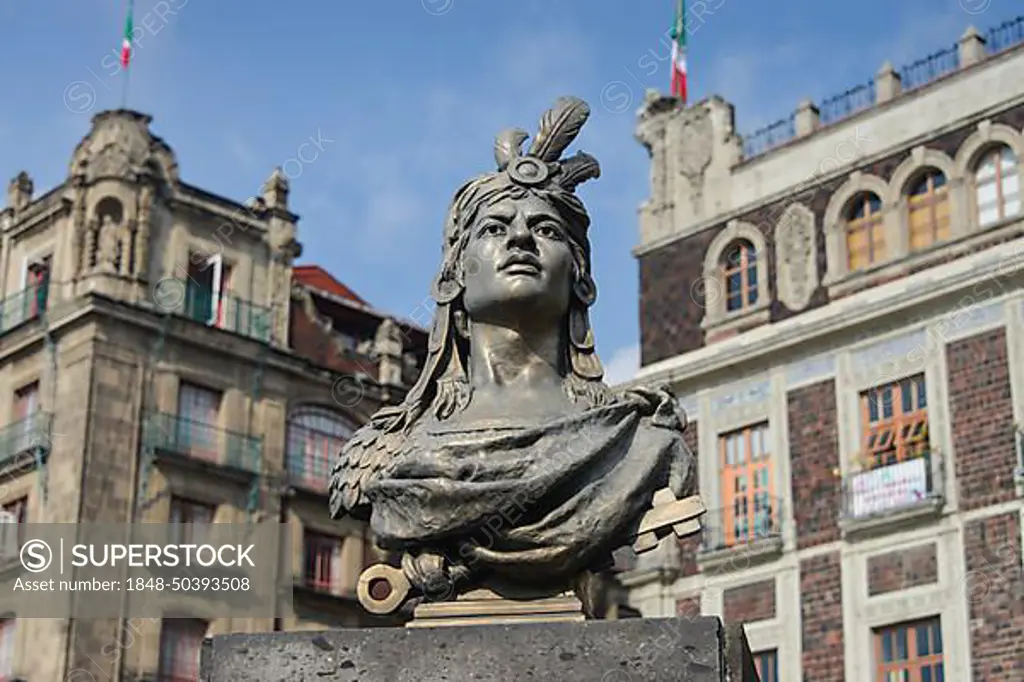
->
xmin=461 ymin=194 xmax=574 ymax=328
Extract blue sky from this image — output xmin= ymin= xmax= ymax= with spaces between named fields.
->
xmin=0 ymin=0 xmax=1016 ymax=381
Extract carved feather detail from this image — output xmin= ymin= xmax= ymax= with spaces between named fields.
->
xmin=555 ymin=151 xmax=601 ymax=191
xmin=494 ymin=128 xmax=528 ymax=170
xmin=528 ymin=96 xmax=590 ymax=162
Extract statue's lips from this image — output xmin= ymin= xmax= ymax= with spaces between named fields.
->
xmin=498 ymin=255 xmax=542 ymax=275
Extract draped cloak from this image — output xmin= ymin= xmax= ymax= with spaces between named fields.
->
xmin=362 ymin=388 xmax=694 ymax=583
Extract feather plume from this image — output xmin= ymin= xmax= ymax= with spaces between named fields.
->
xmin=555 ymin=151 xmax=601 ymax=191
xmin=527 ymin=96 xmax=590 ymax=162
xmin=494 ymin=128 xmax=528 ymax=170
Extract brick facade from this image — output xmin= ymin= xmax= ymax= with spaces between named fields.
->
xmin=678 ymin=420 xmax=700 ymax=577
xmin=947 ymin=328 xmax=1018 ymax=511
xmin=636 ymin=105 xmax=1024 ymax=367
xmin=866 ymin=543 xmax=938 ymax=596
xmin=787 ymin=380 xmax=841 ymax=549
xmin=722 ymin=579 xmax=776 ymax=624
xmin=800 ymin=552 xmax=845 ymax=682
xmin=963 ymin=512 xmax=1024 ymax=682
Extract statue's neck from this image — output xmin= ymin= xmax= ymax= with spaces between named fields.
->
xmin=467 ymin=321 xmax=564 ymax=391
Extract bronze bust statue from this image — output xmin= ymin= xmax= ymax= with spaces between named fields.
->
xmin=330 ymin=96 xmax=703 ymax=618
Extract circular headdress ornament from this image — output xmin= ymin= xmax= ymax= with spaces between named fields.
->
xmin=507 ymin=157 xmax=550 ymax=186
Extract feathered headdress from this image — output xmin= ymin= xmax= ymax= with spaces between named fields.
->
xmin=493 ymin=95 xmax=601 ymax=193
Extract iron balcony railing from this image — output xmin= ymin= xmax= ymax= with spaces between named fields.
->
xmin=699 ymin=494 xmax=783 ymax=554
xmin=0 ymin=281 xmax=48 ymax=336
xmin=142 ymin=411 xmax=262 ymax=474
xmin=840 ymin=450 xmax=943 ymax=521
xmin=175 ymin=283 xmax=272 ymax=343
xmin=0 ymin=412 xmax=54 ymax=467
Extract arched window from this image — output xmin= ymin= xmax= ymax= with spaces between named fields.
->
xmin=845 ymin=192 xmax=885 ymax=271
xmin=722 ymin=240 xmax=758 ymax=312
xmin=975 ymin=145 xmax=1020 ymax=227
xmin=907 ymin=169 xmax=950 ymax=250
xmin=286 ymin=407 xmax=355 ymax=493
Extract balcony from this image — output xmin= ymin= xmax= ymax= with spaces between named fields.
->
xmin=172 ymin=282 xmax=271 ymax=343
xmin=142 ymin=411 xmax=262 ymax=474
xmin=0 ymin=281 xmax=48 ymax=336
xmin=697 ymin=495 xmax=784 ymax=571
xmin=839 ymin=450 xmax=944 ymax=538
xmin=0 ymin=412 xmax=53 ymax=469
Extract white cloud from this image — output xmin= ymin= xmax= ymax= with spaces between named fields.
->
xmin=602 ymin=344 xmax=640 ymax=386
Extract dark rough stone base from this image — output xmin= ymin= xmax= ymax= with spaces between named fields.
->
xmin=201 ymin=616 xmax=760 ymax=681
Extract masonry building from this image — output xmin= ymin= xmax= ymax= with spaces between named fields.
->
xmin=0 ymin=109 xmax=430 ymax=681
xmin=624 ymin=17 xmax=1024 ymax=682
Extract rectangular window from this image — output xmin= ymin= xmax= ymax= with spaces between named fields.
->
xmin=719 ymin=423 xmax=775 ymax=547
xmin=303 ymin=532 xmax=343 ymax=594
xmin=0 ymin=619 xmax=15 ymax=680
xmin=176 ymin=382 xmax=221 ymax=462
xmin=25 ymin=255 xmax=51 ymax=318
xmin=157 ymin=619 xmax=207 ymax=682
xmin=753 ymin=649 xmax=778 ymax=682
xmin=169 ymin=498 xmax=214 ymax=546
xmin=861 ymin=375 xmax=929 ymax=470
xmin=184 ymin=253 xmax=231 ymax=326
xmin=874 ymin=617 xmax=943 ymax=681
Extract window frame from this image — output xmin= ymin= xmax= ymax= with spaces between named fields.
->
xmin=286 ymin=408 xmax=355 ymax=493
xmin=721 ymin=240 xmax=759 ymax=313
xmin=845 ymin=192 xmax=886 ymax=271
xmin=859 ymin=374 xmax=929 ymax=471
xmin=157 ymin=618 xmax=207 ymax=682
xmin=753 ymin=648 xmax=778 ymax=682
xmin=718 ymin=422 xmax=775 ymax=548
xmin=873 ymin=617 xmax=944 ymax=682
xmin=906 ymin=168 xmax=951 ymax=251
xmin=974 ymin=144 xmax=1020 ymax=227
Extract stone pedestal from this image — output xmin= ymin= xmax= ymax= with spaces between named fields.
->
xmin=200 ymin=616 xmax=760 ymax=681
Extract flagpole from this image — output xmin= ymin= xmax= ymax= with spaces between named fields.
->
xmin=121 ymin=59 xmax=131 ymax=109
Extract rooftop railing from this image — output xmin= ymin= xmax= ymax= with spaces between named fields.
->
xmin=899 ymin=44 xmax=960 ymax=92
xmin=986 ymin=16 xmax=1024 ymax=54
xmin=818 ymin=80 xmax=876 ymax=126
xmin=741 ymin=115 xmax=795 ymax=160
xmin=739 ymin=15 xmax=1024 ymax=161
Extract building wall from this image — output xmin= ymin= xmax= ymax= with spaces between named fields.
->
xmin=628 ymin=20 xmax=1024 ymax=682
xmin=0 ymin=111 xmax=410 ymax=682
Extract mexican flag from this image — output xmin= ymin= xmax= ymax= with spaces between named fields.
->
xmin=670 ymin=0 xmax=688 ymax=103
xmin=120 ymin=0 xmax=135 ymax=69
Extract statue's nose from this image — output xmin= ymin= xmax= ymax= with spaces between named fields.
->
xmin=505 ymin=219 xmax=536 ymax=250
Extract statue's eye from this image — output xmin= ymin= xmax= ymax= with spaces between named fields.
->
xmin=534 ymin=222 xmax=561 ymax=239
xmin=480 ymin=222 xmax=505 ymax=236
